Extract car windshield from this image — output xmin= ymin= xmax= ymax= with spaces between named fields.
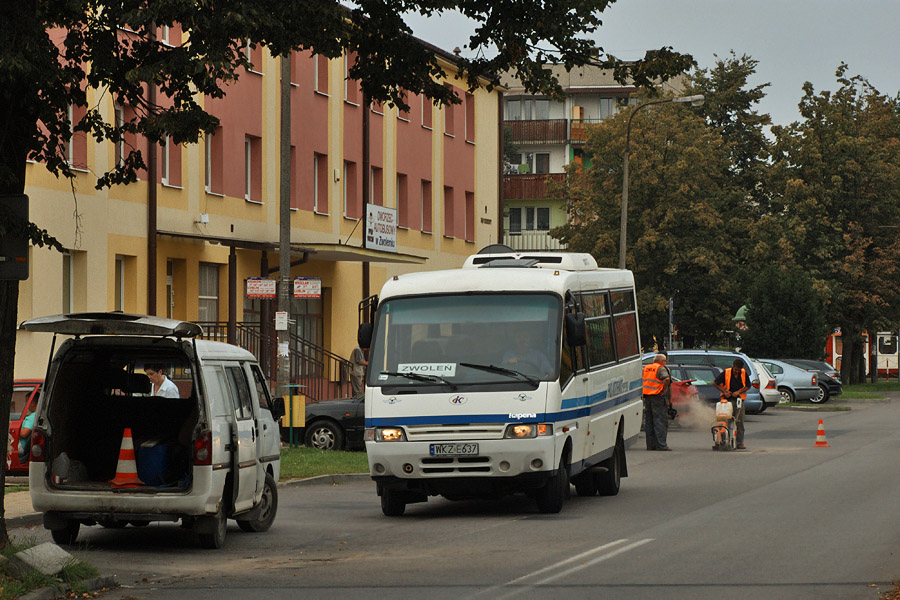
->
xmin=367 ymin=293 xmax=561 ymax=388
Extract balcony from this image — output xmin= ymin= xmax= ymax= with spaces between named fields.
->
xmin=503 ymin=230 xmax=567 ymax=251
xmin=504 ymin=173 xmax=566 ymax=200
xmin=505 ymin=119 xmax=569 ymax=145
xmin=569 ymin=119 xmax=605 ymax=144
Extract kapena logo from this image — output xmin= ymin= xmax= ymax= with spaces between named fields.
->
xmin=449 ymin=395 xmax=467 ymax=405
xmin=509 ymin=413 xmax=537 ymax=420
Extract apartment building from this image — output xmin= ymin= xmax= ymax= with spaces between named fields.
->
xmin=16 ymin=31 xmax=502 ymax=402
xmin=500 ymin=64 xmax=640 ymax=251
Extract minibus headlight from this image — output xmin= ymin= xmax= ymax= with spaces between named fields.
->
xmin=374 ymin=427 xmax=407 ymax=442
xmin=504 ymin=424 xmax=537 ymax=439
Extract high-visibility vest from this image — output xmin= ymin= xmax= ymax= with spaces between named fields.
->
xmin=723 ymin=368 xmax=748 ymax=400
xmin=642 ymin=363 xmax=665 ymax=395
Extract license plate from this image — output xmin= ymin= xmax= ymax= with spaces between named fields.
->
xmin=429 ymin=443 xmax=479 ymax=457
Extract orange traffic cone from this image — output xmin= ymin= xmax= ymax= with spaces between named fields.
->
xmin=110 ymin=428 xmax=144 ymax=488
xmin=814 ymin=419 xmax=830 ymax=447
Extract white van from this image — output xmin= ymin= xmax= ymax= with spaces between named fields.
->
xmin=358 ymin=250 xmax=643 ymax=515
xmin=20 ymin=313 xmax=284 ymax=549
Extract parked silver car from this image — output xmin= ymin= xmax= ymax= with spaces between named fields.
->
xmin=758 ymin=359 xmax=819 ymax=403
xmin=749 ymin=358 xmax=781 ymax=409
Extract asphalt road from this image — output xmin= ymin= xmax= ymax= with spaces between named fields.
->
xmin=11 ymin=398 xmax=900 ymax=599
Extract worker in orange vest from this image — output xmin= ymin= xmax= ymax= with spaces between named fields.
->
xmin=714 ymin=358 xmax=751 ymax=450
xmin=642 ymin=353 xmax=672 ymax=451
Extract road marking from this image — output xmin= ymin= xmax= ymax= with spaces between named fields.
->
xmin=474 ymin=538 xmax=653 ymax=599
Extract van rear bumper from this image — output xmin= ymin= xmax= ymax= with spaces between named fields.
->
xmin=29 ymin=464 xmax=225 ymax=518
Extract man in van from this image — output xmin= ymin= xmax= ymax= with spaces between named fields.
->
xmin=642 ymin=353 xmax=672 ymax=451
xmin=714 ymin=359 xmax=751 ymax=450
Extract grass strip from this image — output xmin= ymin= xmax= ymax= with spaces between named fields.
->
xmin=280 ymin=446 xmax=368 ymax=480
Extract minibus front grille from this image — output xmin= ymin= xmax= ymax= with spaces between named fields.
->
xmin=406 ymin=424 xmax=506 ymax=441
xmin=420 ymin=455 xmax=492 ymax=474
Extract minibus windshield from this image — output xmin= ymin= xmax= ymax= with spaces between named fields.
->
xmin=367 ymin=293 xmax=561 ymax=388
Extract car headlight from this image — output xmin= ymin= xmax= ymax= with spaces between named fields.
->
xmin=372 ymin=427 xmax=407 ymax=442
xmin=503 ymin=423 xmax=552 ymax=439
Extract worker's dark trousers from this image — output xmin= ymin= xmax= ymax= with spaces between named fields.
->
xmin=643 ymin=394 xmax=669 ymax=450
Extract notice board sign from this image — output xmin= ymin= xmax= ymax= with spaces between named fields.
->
xmin=246 ymin=278 xmax=276 ymax=299
xmin=365 ymin=204 xmax=397 ymax=252
xmin=294 ymin=277 xmax=321 ymax=299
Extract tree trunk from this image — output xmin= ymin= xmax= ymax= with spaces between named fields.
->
xmin=0 ymin=281 xmax=19 ymax=548
xmin=840 ymin=326 xmax=855 ymax=385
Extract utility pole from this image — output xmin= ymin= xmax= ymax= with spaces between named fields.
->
xmin=277 ymin=55 xmax=292 ymax=399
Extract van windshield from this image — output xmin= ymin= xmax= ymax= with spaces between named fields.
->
xmin=367 ymin=293 xmax=562 ymax=388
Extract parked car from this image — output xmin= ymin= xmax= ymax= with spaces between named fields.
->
xmin=780 ymin=358 xmax=842 ymax=404
xmin=9 ymin=380 xmax=42 ymax=475
xmin=644 ymin=350 xmax=764 ymax=414
xmin=668 ymin=375 xmax=701 ymax=415
xmin=757 ymin=359 xmax=819 ymax=403
xmin=749 ymin=359 xmax=780 ymax=410
xmin=20 ymin=312 xmax=285 ymax=549
xmin=302 ymin=395 xmax=365 ymax=450
xmin=667 ymin=365 xmax=722 ymax=406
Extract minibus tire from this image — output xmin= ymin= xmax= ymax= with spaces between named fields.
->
xmin=573 ymin=471 xmax=598 ymax=497
xmin=238 ymin=473 xmax=278 ymax=532
xmin=597 ymin=441 xmax=622 ymax=496
xmin=50 ymin=520 xmax=80 ymax=545
xmin=381 ymin=489 xmax=406 ymax=516
xmin=535 ymin=457 xmax=568 ymax=513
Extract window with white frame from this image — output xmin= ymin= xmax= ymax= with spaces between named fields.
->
xmin=198 ymin=263 xmax=219 ymax=322
xmin=161 ymin=136 xmax=170 ymax=185
xmin=509 ymin=206 xmax=550 ymax=233
xmin=114 ymin=104 xmax=125 ymax=167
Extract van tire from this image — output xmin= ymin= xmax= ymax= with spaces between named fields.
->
xmin=50 ymin=520 xmax=80 ymax=545
xmin=535 ymin=457 xmax=568 ymax=513
xmin=381 ymin=489 xmax=406 ymax=516
xmin=238 ymin=473 xmax=278 ymax=533
xmin=197 ymin=509 xmax=227 ymax=549
xmin=598 ymin=439 xmax=622 ymax=496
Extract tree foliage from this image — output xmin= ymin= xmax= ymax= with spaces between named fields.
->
xmin=738 ymin=266 xmax=827 ymax=359
xmin=769 ymin=64 xmax=900 ymax=381
xmin=553 ymin=97 xmax=738 ymax=349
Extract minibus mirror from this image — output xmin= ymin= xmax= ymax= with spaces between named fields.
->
xmin=271 ymin=396 xmax=286 ymax=420
xmin=358 ymin=322 xmax=373 ymax=349
xmin=565 ymin=312 xmax=587 ymax=347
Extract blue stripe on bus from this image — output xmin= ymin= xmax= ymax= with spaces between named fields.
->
xmin=364 ymin=385 xmax=642 ymax=427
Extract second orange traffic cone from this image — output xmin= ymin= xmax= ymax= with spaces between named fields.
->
xmin=814 ymin=419 xmax=830 ymax=447
xmin=110 ymin=428 xmax=144 ymax=488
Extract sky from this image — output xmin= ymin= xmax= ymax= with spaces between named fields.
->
xmin=406 ymin=0 xmax=900 ymax=127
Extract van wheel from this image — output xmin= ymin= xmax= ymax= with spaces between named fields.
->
xmin=305 ymin=420 xmax=344 ymax=451
xmin=51 ymin=520 xmax=80 ymax=545
xmin=381 ymin=489 xmax=406 ymax=516
xmin=197 ymin=509 xmax=227 ymax=549
xmin=598 ymin=440 xmax=622 ymax=496
xmin=573 ymin=471 xmax=598 ymax=497
xmin=535 ymin=456 xmax=568 ymax=513
xmin=238 ymin=473 xmax=278 ymax=533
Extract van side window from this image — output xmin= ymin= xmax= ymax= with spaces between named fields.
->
xmin=250 ymin=365 xmax=272 ymax=411
xmin=226 ymin=366 xmax=254 ymax=419
xmin=205 ymin=367 xmax=232 ymax=417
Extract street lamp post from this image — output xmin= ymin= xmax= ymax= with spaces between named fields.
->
xmin=618 ymin=94 xmax=705 ymax=270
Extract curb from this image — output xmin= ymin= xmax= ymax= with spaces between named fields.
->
xmin=772 ymin=404 xmax=851 ymax=412
xmin=20 ymin=575 xmax=118 ymax=600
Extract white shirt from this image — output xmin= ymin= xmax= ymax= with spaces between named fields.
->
xmin=154 ymin=376 xmax=180 ymax=398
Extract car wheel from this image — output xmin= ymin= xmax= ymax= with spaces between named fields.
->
xmin=598 ymin=439 xmax=623 ymax=497
xmin=238 ymin=473 xmax=278 ymax=533
xmin=811 ymin=384 xmax=829 ymax=404
xmin=304 ymin=420 xmax=344 ymax=450
xmin=535 ymin=456 xmax=569 ymax=513
xmin=778 ymin=387 xmax=795 ymax=403
xmin=380 ymin=489 xmax=407 ymax=517
xmin=51 ymin=520 xmax=80 ymax=545
xmin=756 ymin=401 xmax=767 ymax=414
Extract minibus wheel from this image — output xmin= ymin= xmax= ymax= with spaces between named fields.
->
xmin=573 ymin=471 xmax=598 ymax=497
xmin=381 ymin=489 xmax=406 ymax=516
xmin=535 ymin=456 xmax=568 ymax=513
xmin=597 ymin=439 xmax=622 ymax=496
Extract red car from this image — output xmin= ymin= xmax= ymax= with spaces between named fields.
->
xmin=9 ymin=380 xmax=42 ymax=475
xmin=668 ymin=377 xmax=701 ymax=414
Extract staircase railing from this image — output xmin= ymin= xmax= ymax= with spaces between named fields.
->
xmin=195 ymin=321 xmax=353 ymax=403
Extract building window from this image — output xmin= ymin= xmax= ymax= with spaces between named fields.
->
xmin=509 ymin=207 xmax=550 ymax=233
xmin=62 ymin=253 xmax=73 ymax=313
xmin=114 ymin=104 xmax=125 ymax=167
xmin=465 ymin=92 xmax=475 ymax=143
xmin=343 ymin=161 xmax=358 ymax=218
xmin=161 ymin=136 xmax=170 ymax=185
xmin=198 ymin=263 xmax=220 ymax=322
xmin=344 ymin=52 xmax=360 ymax=104
xmin=244 ymin=135 xmax=262 ymax=202
xmin=315 ymin=54 xmax=329 ymax=94
xmin=421 ymin=95 xmax=432 ymax=129
xmin=314 ymin=153 xmax=328 ymax=214
xmin=370 ymin=166 xmax=383 ymax=206
xmin=114 ymin=256 xmax=125 ymax=312
xmin=465 ymin=191 xmax=475 ymax=242
xmin=397 ymin=173 xmax=408 ymax=228
xmin=205 ymin=127 xmax=223 ymax=194
xmin=505 ymin=98 xmax=549 ymax=120
xmin=443 ymin=186 xmax=454 ymax=237
xmin=421 ymin=179 xmax=432 ymax=233
xmin=443 ymin=85 xmax=455 ymax=136
xmin=535 ymin=153 xmax=550 ymax=174
xmin=505 ymin=100 xmax=520 ymax=121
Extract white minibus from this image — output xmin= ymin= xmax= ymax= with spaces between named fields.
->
xmin=358 ymin=249 xmax=643 ymax=515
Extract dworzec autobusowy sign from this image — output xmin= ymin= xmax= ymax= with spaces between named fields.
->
xmin=366 ymin=204 xmax=397 ymax=252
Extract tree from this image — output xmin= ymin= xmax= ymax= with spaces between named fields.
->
xmin=0 ymin=0 xmax=692 ymax=547
xmin=769 ymin=65 xmax=900 ymax=383
xmin=553 ymin=97 xmax=738 ymax=349
xmin=738 ymin=266 xmax=827 ymax=358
